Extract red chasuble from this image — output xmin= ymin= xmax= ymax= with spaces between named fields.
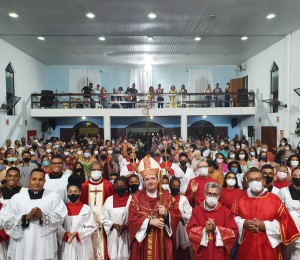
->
xmin=128 ymin=189 xmax=181 ymax=260
xmin=231 ymin=191 xmax=300 ymax=260
xmin=187 ymin=203 xmax=238 ymax=260
xmin=220 ymin=188 xmax=244 ymax=210
xmin=185 ymin=176 xmax=218 ymax=207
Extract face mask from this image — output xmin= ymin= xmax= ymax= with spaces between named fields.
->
xmin=70 ymin=149 xmax=74 ymax=153
xmin=68 ymin=194 xmax=80 ymax=203
xmin=281 ymin=142 xmax=286 ymax=146
xmin=180 ymin=160 xmax=187 ymax=167
xmin=198 ymin=167 xmax=209 ymax=176
xmin=29 ymin=151 xmax=35 ymax=155
xmin=239 ymin=154 xmax=245 ymax=159
xmin=261 ymin=148 xmax=267 ymax=152
xmin=43 ymin=161 xmax=50 ymax=167
xmin=249 ymin=180 xmax=263 ymax=193
xmin=84 ymin=152 xmax=91 ymax=158
xmin=163 ymin=156 xmax=169 ymax=162
xmin=112 ymin=141 xmax=115 ymax=144
xmin=108 ymin=150 xmax=113 ymax=155
xmin=292 ymin=177 xmax=300 ymax=187
xmin=110 ymin=179 xmax=115 ymax=184
xmin=230 ymin=154 xmax=235 ymax=159
xmin=0 ymin=165 xmax=4 ymax=171
xmin=291 ymin=161 xmax=299 ymax=167
xmin=64 ymin=151 xmax=69 ymax=156
xmin=129 ymin=184 xmax=139 ymax=193
xmin=173 ymin=137 xmax=176 ymax=140
xmin=162 ymin=184 xmax=169 ymax=190
xmin=277 ymin=171 xmax=287 ymax=180
xmin=115 ymin=187 xmax=127 ymax=196
xmin=53 ymin=145 xmax=59 ymax=149
xmin=250 ymin=151 xmax=255 ymax=156
xmin=124 ymin=140 xmax=127 ymax=144
xmin=265 ymin=175 xmax=274 ymax=184
xmin=285 ymin=147 xmax=290 ymax=151
xmin=216 ymin=158 xmax=223 ymax=164
xmin=77 ymin=151 xmax=82 ymax=155
xmin=236 ymin=146 xmax=240 ymax=149
xmin=7 ymin=158 xmax=14 ymax=162
xmin=91 ymin=170 xmax=102 ymax=180
xmin=220 ymin=142 xmax=225 ymax=146
xmin=100 ymin=154 xmax=108 ymax=161
xmin=231 ymin=167 xmax=238 ymax=174
xmin=226 ymin=179 xmax=236 ymax=186
xmin=94 ymin=151 xmax=99 ymax=155
xmin=46 ymin=149 xmax=52 ymax=153
xmin=205 ymin=196 xmax=219 ymax=207
xmin=260 ymin=155 xmax=267 ymax=161
xmin=154 ymin=153 xmax=161 ymax=157
xmin=170 ymin=187 xmax=180 ymax=196
xmin=23 ymin=157 xmax=31 ymax=163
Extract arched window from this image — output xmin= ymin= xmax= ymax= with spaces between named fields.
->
xmin=5 ymin=63 xmax=15 ymax=115
xmin=270 ymin=62 xmax=279 ymax=113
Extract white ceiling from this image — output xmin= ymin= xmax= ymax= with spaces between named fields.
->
xmin=1 ymin=0 xmax=300 ymax=66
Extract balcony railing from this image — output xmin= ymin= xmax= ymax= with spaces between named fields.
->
xmin=31 ymin=91 xmax=255 ymax=109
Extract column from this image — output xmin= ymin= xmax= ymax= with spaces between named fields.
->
xmin=181 ymin=114 xmax=188 ymax=141
xmin=103 ymin=114 xmax=111 ymax=140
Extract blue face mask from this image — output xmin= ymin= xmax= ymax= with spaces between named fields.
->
xmin=84 ymin=152 xmax=91 ymax=158
xmin=53 ymin=145 xmax=59 ymax=149
xmin=7 ymin=158 xmax=14 ymax=162
xmin=42 ymin=161 xmax=49 ymax=167
xmin=0 ymin=164 xmax=4 ymax=171
xmin=250 ymin=151 xmax=255 ymax=156
xmin=231 ymin=167 xmax=238 ymax=174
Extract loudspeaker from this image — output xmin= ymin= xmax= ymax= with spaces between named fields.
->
xmin=248 ymin=126 xmax=254 ymax=137
xmin=231 ymin=118 xmax=238 ymax=128
xmin=48 ymin=119 xmax=56 ymax=130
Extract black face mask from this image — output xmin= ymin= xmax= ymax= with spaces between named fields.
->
xmin=129 ymin=184 xmax=139 ymax=193
xmin=180 ymin=161 xmax=187 ymax=167
xmin=68 ymin=194 xmax=80 ymax=203
xmin=115 ymin=187 xmax=127 ymax=196
xmin=170 ymin=187 xmax=180 ymax=196
xmin=292 ymin=177 xmax=300 ymax=187
xmin=261 ymin=156 xmax=267 ymax=162
xmin=154 ymin=153 xmax=161 ymax=157
xmin=163 ymin=156 xmax=169 ymax=162
xmin=264 ymin=175 xmax=274 ymax=185
xmin=100 ymin=155 xmax=107 ymax=161
xmin=23 ymin=157 xmax=31 ymax=163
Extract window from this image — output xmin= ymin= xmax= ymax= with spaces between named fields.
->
xmin=270 ymin=62 xmax=279 ymax=113
xmin=5 ymin=63 xmax=15 ymax=115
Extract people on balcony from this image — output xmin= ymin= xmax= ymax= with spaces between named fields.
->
xmin=169 ymin=85 xmax=177 ymax=108
xmin=179 ymin=84 xmax=188 ymax=108
xmin=204 ymin=84 xmax=212 ymax=107
xmin=213 ymin=83 xmax=223 ymax=107
xmin=156 ymin=83 xmax=164 ymax=108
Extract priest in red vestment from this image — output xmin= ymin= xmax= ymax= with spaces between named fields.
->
xmin=79 ymin=161 xmax=114 ymax=260
xmin=185 ymin=159 xmax=218 ymax=207
xmin=232 ymin=167 xmax=300 ymax=260
xmin=128 ymin=156 xmax=181 ymax=260
xmin=187 ymin=182 xmax=238 ymax=260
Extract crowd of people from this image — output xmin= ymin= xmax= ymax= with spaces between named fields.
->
xmin=80 ymin=82 xmax=231 ymax=109
xmin=1 ymin=133 xmax=300 ymax=259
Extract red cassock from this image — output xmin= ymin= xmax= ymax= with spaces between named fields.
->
xmin=0 ymin=203 xmax=9 ymax=242
xmin=231 ymin=191 xmax=300 ymax=260
xmin=185 ymin=176 xmax=218 ymax=207
xmin=128 ymin=189 xmax=181 ymax=260
xmin=220 ymin=188 xmax=244 ymax=210
xmin=186 ymin=203 xmax=238 ymax=260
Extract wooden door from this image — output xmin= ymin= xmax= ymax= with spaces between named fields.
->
xmin=230 ymin=78 xmax=244 ymax=106
xmin=261 ymin=126 xmax=277 ymax=154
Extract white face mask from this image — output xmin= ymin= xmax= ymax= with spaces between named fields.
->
xmin=205 ymin=196 xmax=219 ymax=207
xmin=291 ymin=160 xmax=299 ymax=167
xmin=124 ymin=140 xmax=127 ymax=144
xmin=91 ymin=170 xmax=102 ymax=180
xmin=285 ymin=147 xmax=290 ymax=151
xmin=70 ymin=149 xmax=74 ymax=153
xmin=77 ymin=151 xmax=82 ymax=155
xmin=281 ymin=142 xmax=286 ymax=146
xmin=236 ymin=146 xmax=240 ymax=149
xmin=216 ymin=158 xmax=223 ymax=164
xmin=230 ymin=154 xmax=235 ymax=159
xmin=277 ymin=171 xmax=287 ymax=180
xmin=64 ymin=151 xmax=69 ymax=156
xmin=162 ymin=184 xmax=169 ymax=191
xmin=261 ymin=148 xmax=267 ymax=152
xmin=249 ymin=180 xmax=263 ymax=193
xmin=46 ymin=149 xmax=52 ymax=153
xmin=94 ymin=151 xmax=99 ymax=155
xmin=226 ymin=179 xmax=236 ymax=187
xmin=239 ymin=154 xmax=245 ymax=159
xmin=108 ymin=150 xmax=113 ymax=155
xmin=220 ymin=142 xmax=225 ymax=146
xmin=198 ymin=167 xmax=209 ymax=176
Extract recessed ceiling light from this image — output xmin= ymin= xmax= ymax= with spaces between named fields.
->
xmin=98 ymin=36 xmax=106 ymax=41
xmin=147 ymin=36 xmax=154 ymax=41
xmin=82 ymin=116 xmax=86 ymax=119
xmin=86 ymin=12 xmax=95 ymax=19
xmin=241 ymin=36 xmax=248 ymax=41
xmin=148 ymin=13 xmax=157 ymax=19
xmin=266 ymin=13 xmax=276 ymax=19
xmin=195 ymin=37 xmax=201 ymax=41
xmin=37 ymin=36 xmax=45 ymax=41
xmin=8 ymin=12 xmax=18 ymax=18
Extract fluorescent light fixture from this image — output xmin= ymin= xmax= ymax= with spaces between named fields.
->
xmin=241 ymin=36 xmax=248 ymax=41
xmin=86 ymin=12 xmax=95 ymax=19
xmin=148 ymin=13 xmax=157 ymax=19
xmin=195 ymin=36 xmax=201 ymax=41
xmin=8 ymin=12 xmax=18 ymax=18
xmin=37 ymin=36 xmax=45 ymax=41
xmin=266 ymin=13 xmax=276 ymax=19
xmin=147 ymin=36 xmax=154 ymax=41
xmin=98 ymin=36 xmax=106 ymax=41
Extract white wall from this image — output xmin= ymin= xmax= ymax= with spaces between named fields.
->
xmin=0 ymin=39 xmax=46 ymax=145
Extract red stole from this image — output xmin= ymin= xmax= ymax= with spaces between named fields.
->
xmin=273 ymin=180 xmax=290 ymax=189
xmin=187 ymin=203 xmax=238 ymax=260
xmin=66 ymin=201 xmax=84 ymax=216
xmin=231 ymin=191 xmax=300 ymax=260
xmin=0 ymin=203 xmax=9 ymax=242
xmin=160 ymin=161 xmax=175 ymax=175
xmin=126 ymin=163 xmax=138 ymax=173
xmin=113 ymin=193 xmax=130 ymax=208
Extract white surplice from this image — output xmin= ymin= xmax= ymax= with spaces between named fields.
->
xmin=1 ymin=189 xmax=67 ymax=260
xmin=281 ymin=187 xmax=300 ymax=260
xmin=101 ymin=195 xmax=131 ymax=260
xmin=0 ymin=213 xmax=8 ymax=260
xmin=58 ymin=204 xmax=97 ymax=260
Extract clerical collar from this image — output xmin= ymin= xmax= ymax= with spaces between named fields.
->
xmin=28 ymin=189 xmax=45 ymax=199
xmin=88 ymin=178 xmax=102 ymax=185
xmin=146 ymin=190 xmax=157 ymax=198
xmin=2 ymin=186 xmax=22 ymax=200
xmin=203 ymin=201 xmax=218 ymax=211
xmin=247 ymin=188 xmax=268 ymax=197
xmin=49 ymin=172 xmax=63 ymax=179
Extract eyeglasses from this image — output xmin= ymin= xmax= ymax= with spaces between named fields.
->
xmin=262 ymin=172 xmax=274 ymax=177
xmin=247 ymin=178 xmax=263 ymax=182
xmin=205 ymin=192 xmax=220 ymax=198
